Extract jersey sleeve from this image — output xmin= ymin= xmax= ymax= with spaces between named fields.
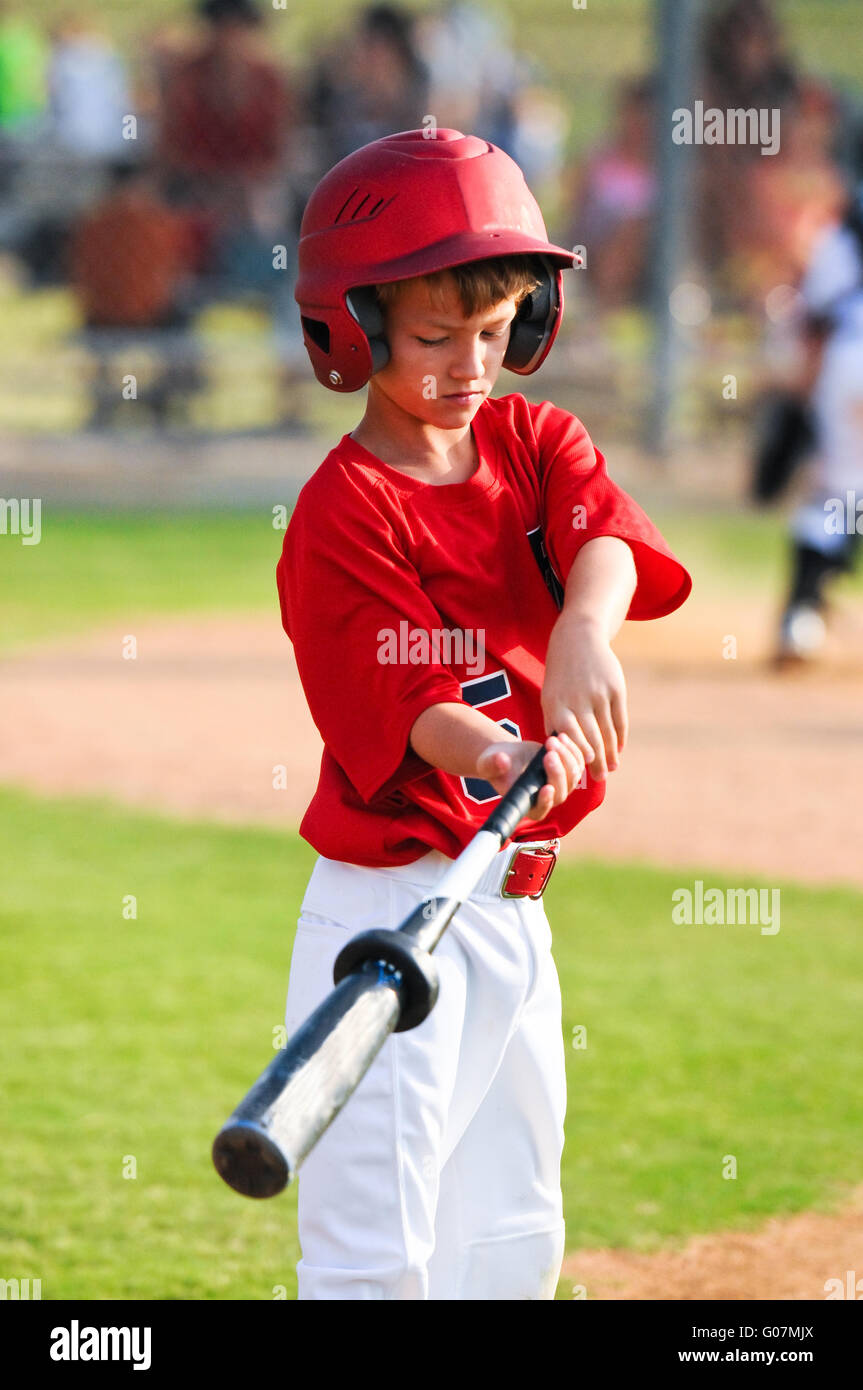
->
xmin=277 ymin=469 xmax=464 ymax=803
xmin=529 ymin=400 xmax=692 ymax=620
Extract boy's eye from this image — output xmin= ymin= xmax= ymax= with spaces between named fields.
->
xmin=415 ymin=330 xmax=508 ymax=346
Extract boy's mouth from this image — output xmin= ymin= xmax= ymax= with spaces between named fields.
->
xmin=443 ymin=391 xmax=484 ymax=404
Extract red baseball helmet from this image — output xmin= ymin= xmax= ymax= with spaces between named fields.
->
xmin=295 ymin=128 xmax=576 ymax=392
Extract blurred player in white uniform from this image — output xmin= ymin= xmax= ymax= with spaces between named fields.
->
xmin=776 ymin=184 xmax=863 ymax=662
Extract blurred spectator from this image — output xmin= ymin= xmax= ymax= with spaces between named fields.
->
xmin=509 ymin=84 xmax=568 ymax=193
xmin=702 ymin=0 xmax=797 ymax=114
xmin=564 ymin=76 xmax=657 ymax=312
xmin=732 ymin=84 xmax=847 ymax=302
xmin=159 ymin=0 xmax=289 ymax=183
xmin=416 ymin=2 xmax=518 ymax=153
xmin=0 ymin=14 xmax=129 ymax=282
xmin=308 ymin=5 xmax=428 ymax=169
xmin=143 ymin=22 xmax=194 ymax=117
xmin=48 ymin=18 xmax=130 ymax=158
xmin=0 ymin=4 xmax=47 ymax=132
xmin=157 ymin=0 xmax=294 ymax=292
xmin=70 ymin=163 xmax=202 ymax=428
xmin=697 ymin=0 xmax=845 ymax=303
xmin=71 ymin=164 xmax=195 ymax=326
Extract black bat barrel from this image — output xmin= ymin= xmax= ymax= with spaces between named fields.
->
xmin=213 ymin=744 xmax=551 ymax=1197
xmin=213 ymin=962 xmax=403 ymax=1197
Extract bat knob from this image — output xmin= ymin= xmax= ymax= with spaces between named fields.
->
xmin=333 ymin=928 xmax=439 ymax=1033
xmin=212 ymin=1121 xmax=290 ymax=1199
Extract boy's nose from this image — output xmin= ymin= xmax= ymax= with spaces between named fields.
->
xmin=450 ymin=339 xmax=485 ymax=381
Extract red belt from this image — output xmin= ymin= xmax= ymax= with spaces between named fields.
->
xmin=500 ymin=839 xmax=560 ymax=899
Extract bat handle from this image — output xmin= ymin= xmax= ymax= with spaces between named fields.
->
xmin=480 ymin=741 xmax=554 ymax=843
xmin=331 ymin=742 xmax=555 ymax=1032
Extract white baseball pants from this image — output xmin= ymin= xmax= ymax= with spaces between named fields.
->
xmin=284 ymin=850 xmax=568 ymax=1300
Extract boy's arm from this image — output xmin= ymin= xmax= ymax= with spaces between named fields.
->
xmin=542 ymin=535 xmax=637 ymax=783
xmin=408 ymin=703 xmax=585 ymax=825
xmin=409 ymin=537 xmax=637 ymax=817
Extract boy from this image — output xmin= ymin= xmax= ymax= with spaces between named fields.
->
xmin=277 ymin=129 xmax=691 ymax=1300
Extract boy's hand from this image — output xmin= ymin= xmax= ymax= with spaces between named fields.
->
xmin=542 ymin=616 xmax=628 ymax=782
xmin=475 ymin=733 xmax=585 ymax=823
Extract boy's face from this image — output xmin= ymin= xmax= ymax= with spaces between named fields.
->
xmin=370 ymin=273 xmax=519 ymax=428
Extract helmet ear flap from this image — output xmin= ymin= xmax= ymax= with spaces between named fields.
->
xmin=504 ymin=257 xmax=559 ymax=374
xmin=347 ymin=288 xmax=390 ymax=375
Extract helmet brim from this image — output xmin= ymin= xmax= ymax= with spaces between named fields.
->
xmin=346 ymin=230 xmax=576 ymax=293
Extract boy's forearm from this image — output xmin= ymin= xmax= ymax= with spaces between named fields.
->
xmin=556 ymin=535 xmax=637 ymax=641
xmin=409 ymin=701 xmax=517 ymax=777
xmin=410 ymin=541 xmax=636 ymax=777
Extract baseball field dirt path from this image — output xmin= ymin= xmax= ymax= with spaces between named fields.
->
xmin=1 ymin=590 xmax=861 ymax=1300
xmin=2 ymin=591 xmax=861 ymax=885
xmin=562 ymin=1187 xmax=863 ymax=1300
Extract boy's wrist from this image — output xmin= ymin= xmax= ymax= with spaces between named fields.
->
xmin=553 ymin=609 xmax=611 ymax=644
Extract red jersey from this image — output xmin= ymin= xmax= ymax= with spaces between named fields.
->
xmin=277 ymin=393 xmax=691 ymax=867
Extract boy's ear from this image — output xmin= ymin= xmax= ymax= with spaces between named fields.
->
xmin=346 ymin=288 xmax=390 ymax=373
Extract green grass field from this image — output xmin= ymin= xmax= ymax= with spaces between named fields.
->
xmin=2 ymin=506 xmax=862 ymax=1297
xmin=0 ymin=510 xmax=284 ymax=653
xmin=1 ymin=787 xmax=861 ymax=1299
xmin=2 ymin=503 xmax=862 ymax=656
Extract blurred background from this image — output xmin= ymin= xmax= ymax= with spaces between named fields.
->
xmin=0 ymin=0 xmax=860 ymax=459
xmin=2 ymin=0 xmax=863 ymax=1304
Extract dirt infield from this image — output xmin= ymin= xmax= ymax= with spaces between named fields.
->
xmin=563 ymin=1188 xmax=863 ymax=1300
xmin=2 ymin=590 xmax=861 ymax=886
xmin=1 ymin=589 xmax=861 ymax=1300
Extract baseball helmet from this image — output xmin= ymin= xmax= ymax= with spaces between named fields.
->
xmin=295 ymin=128 xmax=576 ymax=392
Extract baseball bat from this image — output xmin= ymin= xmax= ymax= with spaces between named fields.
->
xmin=212 ymin=743 xmax=553 ymax=1198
